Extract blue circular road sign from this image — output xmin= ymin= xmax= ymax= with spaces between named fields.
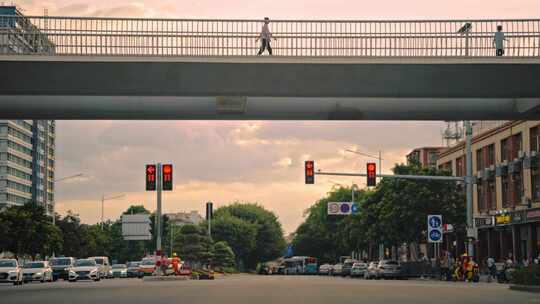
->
xmin=429 ymin=230 xmax=442 ymax=242
xmin=340 ymin=203 xmax=350 ymax=213
xmin=351 ymin=203 xmax=359 ymax=214
xmin=429 ymin=216 xmax=442 ymax=228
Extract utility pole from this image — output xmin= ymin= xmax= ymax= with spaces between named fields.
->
xmin=156 ymin=163 xmax=162 ymax=252
xmin=465 ymin=121 xmax=474 ymax=257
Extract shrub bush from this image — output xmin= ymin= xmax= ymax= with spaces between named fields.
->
xmin=511 ymin=265 xmax=540 ymax=285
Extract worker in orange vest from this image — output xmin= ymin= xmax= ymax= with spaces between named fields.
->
xmin=172 ymin=253 xmax=180 ymax=275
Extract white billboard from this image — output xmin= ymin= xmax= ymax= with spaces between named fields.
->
xmin=122 ymin=214 xmax=152 ymax=241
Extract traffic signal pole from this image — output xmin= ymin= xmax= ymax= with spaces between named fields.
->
xmin=156 ymin=162 xmax=162 ymax=252
xmin=465 ymin=121 xmax=475 ymax=257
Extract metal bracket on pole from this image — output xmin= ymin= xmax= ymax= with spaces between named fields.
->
xmin=315 ymin=171 xmax=465 ymax=182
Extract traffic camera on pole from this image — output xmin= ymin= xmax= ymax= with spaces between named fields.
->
xmin=305 ymin=161 xmax=315 ymax=184
xmin=146 ymin=164 xmax=156 ymax=191
xmin=367 ymin=163 xmax=377 ymax=186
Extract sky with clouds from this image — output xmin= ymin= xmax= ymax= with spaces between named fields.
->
xmin=9 ymin=0 xmax=539 ymax=233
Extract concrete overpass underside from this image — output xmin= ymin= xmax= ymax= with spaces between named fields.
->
xmin=1 ymin=56 xmax=539 ymax=120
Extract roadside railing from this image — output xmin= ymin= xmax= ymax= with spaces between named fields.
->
xmin=1 ymin=16 xmax=539 ymax=57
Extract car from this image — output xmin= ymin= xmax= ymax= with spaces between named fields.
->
xmin=68 ymin=259 xmax=101 ymax=282
xmin=22 ymin=261 xmax=53 ymax=283
xmin=88 ymin=256 xmax=112 ymax=279
xmin=350 ymin=262 xmax=368 ymax=278
xmin=50 ymin=257 xmax=75 ymax=281
xmin=364 ymin=261 xmax=380 ymax=279
xmin=0 ymin=259 xmax=23 ymax=285
xmin=198 ymin=268 xmax=215 ymax=280
xmin=111 ymin=264 xmax=128 ymax=278
xmin=377 ymin=260 xmax=403 ymax=279
xmin=331 ymin=263 xmax=343 ymax=276
xmin=127 ymin=261 xmax=142 ymax=278
xmin=318 ymin=264 xmax=332 ymax=275
xmin=178 ymin=265 xmax=192 ymax=276
xmin=138 ymin=258 xmax=156 ymax=276
xmin=341 ymin=259 xmax=358 ymax=277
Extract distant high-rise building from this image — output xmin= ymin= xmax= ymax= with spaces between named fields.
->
xmin=0 ymin=7 xmax=56 ymax=214
xmin=0 ymin=120 xmax=56 ymax=213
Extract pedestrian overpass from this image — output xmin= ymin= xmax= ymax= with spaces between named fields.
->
xmin=1 ymin=14 xmax=539 ymax=120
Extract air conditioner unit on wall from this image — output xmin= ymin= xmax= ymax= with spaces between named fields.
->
xmin=518 ymin=150 xmax=525 ymax=159
xmin=477 ymin=170 xmax=484 ymax=180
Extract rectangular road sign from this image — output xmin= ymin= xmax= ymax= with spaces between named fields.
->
xmin=122 ymin=214 xmax=152 ymax=240
xmin=427 ymin=214 xmax=443 ymax=243
xmin=327 ymin=202 xmax=358 ymax=215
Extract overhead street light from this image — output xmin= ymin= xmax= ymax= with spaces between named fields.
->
xmin=101 ymin=193 xmax=126 ymax=229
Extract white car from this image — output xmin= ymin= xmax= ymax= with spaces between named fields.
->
xmin=111 ymin=264 xmax=128 ymax=278
xmin=88 ymin=256 xmax=112 ymax=279
xmin=318 ymin=264 xmax=332 ymax=275
xmin=22 ymin=261 xmax=53 ymax=283
xmin=331 ymin=263 xmax=343 ymax=276
xmin=68 ymin=259 xmax=101 ymax=282
xmin=0 ymin=259 xmax=23 ymax=285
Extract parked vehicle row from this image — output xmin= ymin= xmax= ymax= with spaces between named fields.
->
xmin=318 ymin=260 xmax=405 ymax=279
xmin=0 ymin=256 xmax=140 ymax=285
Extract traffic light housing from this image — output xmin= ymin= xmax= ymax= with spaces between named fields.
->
xmin=367 ymin=162 xmax=377 ymax=186
xmin=305 ymin=161 xmax=315 ymax=184
xmin=162 ymin=164 xmax=173 ymax=191
xmin=206 ymin=202 xmax=213 ymax=221
xmin=146 ymin=164 xmax=156 ymax=191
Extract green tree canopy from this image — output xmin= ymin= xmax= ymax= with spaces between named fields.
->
xmin=211 ymin=203 xmax=286 ymax=270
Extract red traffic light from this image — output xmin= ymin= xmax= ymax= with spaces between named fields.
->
xmin=305 ymin=161 xmax=315 ymax=184
xmin=162 ymin=164 xmax=173 ymax=191
xmin=146 ymin=164 xmax=157 ymax=191
xmin=367 ymin=162 xmax=377 ymax=187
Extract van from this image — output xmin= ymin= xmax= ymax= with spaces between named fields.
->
xmin=88 ymin=256 xmax=112 ymax=279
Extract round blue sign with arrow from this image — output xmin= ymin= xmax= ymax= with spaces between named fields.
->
xmin=351 ymin=203 xmax=359 ymax=214
xmin=340 ymin=203 xmax=350 ymax=213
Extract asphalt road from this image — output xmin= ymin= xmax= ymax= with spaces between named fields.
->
xmin=1 ymin=275 xmax=538 ymax=304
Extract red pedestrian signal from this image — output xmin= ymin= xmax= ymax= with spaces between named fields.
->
xmin=367 ymin=163 xmax=377 ymax=187
xmin=146 ymin=164 xmax=156 ymax=191
xmin=305 ymin=161 xmax=315 ymax=184
xmin=162 ymin=164 xmax=173 ymax=191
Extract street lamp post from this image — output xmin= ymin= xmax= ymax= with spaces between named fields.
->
xmin=345 ymin=149 xmax=384 ymax=259
xmin=52 ymin=173 xmax=84 ymax=226
xmin=101 ymin=193 xmax=125 ymax=229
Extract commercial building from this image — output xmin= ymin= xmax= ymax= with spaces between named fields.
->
xmin=0 ymin=7 xmax=56 ymax=214
xmin=166 ymin=211 xmax=204 ymax=226
xmin=437 ymin=121 xmax=540 ymax=262
xmin=406 ymin=147 xmax=447 ymax=168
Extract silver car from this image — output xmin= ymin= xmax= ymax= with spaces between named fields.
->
xmin=111 ymin=264 xmax=128 ymax=278
xmin=364 ymin=261 xmax=380 ymax=279
xmin=0 ymin=259 xmax=23 ymax=285
xmin=377 ymin=260 xmax=402 ymax=279
xmin=350 ymin=262 xmax=368 ymax=278
xmin=22 ymin=261 xmax=53 ymax=283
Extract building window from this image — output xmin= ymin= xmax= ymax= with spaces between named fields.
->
xmin=456 ymin=156 xmax=465 ymax=177
xmin=511 ymin=133 xmax=523 ymax=159
xmin=428 ymin=151 xmax=438 ymax=168
xmin=532 ymin=167 xmax=540 ymax=201
xmin=501 ymin=138 xmax=510 ymax=162
xmin=513 ymin=172 xmax=523 ymax=206
xmin=488 ymin=180 xmax=497 ymax=210
xmin=530 ymin=126 xmax=539 ymax=152
xmin=477 ymin=183 xmax=486 ymax=213
xmin=487 ymin=144 xmax=495 ymax=166
xmin=476 ymin=148 xmax=484 ymax=171
xmin=502 ymin=175 xmax=510 ymax=208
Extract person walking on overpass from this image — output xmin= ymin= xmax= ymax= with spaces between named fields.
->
xmin=256 ymin=17 xmax=276 ymax=56
xmin=493 ymin=25 xmax=507 ymax=56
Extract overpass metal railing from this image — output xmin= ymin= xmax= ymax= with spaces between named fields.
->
xmin=0 ymin=15 xmax=539 ymax=57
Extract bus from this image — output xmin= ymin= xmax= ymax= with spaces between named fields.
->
xmin=283 ymin=256 xmax=318 ymax=275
